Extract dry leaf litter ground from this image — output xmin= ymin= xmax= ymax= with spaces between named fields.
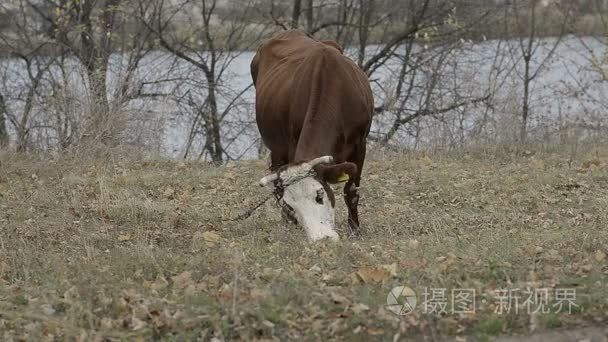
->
xmin=1 ymin=145 xmax=607 ymax=341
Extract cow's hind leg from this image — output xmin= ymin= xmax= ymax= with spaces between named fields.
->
xmin=345 ymin=143 xmax=365 ymax=237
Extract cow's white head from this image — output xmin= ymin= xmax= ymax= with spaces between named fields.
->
xmin=259 ymin=156 xmax=357 ymax=242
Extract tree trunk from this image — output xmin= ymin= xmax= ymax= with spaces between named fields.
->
xmin=16 ymin=74 xmax=42 ymax=152
xmin=79 ymin=0 xmax=118 ymax=144
xmin=357 ymin=0 xmax=373 ymax=66
xmin=305 ymin=0 xmax=314 ymax=32
xmin=0 ymin=93 xmax=8 ymax=147
xmin=521 ymin=56 xmax=531 ymax=143
xmin=205 ymin=72 xmax=223 ymax=162
xmin=292 ymin=0 xmax=302 ymax=28
xmin=335 ymin=0 xmax=348 ymax=42
xmin=520 ymin=0 xmax=536 ymax=144
xmin=84 ymin=59 xmax=111 ymax=141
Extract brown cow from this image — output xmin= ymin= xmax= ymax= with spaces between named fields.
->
xmin=251 ymin=30 xmax=374 ymax=241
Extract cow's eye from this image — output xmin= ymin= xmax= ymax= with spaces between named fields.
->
xmin=315 ymin=189 xmax=324 ymax=204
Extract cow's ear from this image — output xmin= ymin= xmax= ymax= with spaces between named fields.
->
xmin=315 ymin=162 xmax=357 ymax=184
xmin=321 ymin=40 xmax=344 ymax=54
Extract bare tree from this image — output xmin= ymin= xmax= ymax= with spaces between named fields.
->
xmin=291 ymin=0 xmax=302 ymax=28
xmin=0 ymin=93 xmax=8 ymax=147
xmin=290 ymin=0 xmax=314 ymax=31
xmin=0 ymin=0 xmax=57 ymax=152
xmin=0 ymin=0 xmax=603 ymax=156
xmin=558 ymin=2 xmax=608 ymax=144
xmin=29 ymin=0 xmax=154 ymax=145
xmin=139 ymin=0 xmax=267 ymax=161
xmin=507 ymin=0 xmax=571 ymax=142
xmin=575 ymin=1 xmax=608 ymax=83
xmin=358 ymin=0 xmax=493 ymax=145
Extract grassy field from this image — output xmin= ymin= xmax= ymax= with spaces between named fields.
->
xmin=1 ymin=145 xmax=607 ymax=341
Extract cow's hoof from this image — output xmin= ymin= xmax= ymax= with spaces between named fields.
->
xmin=347 ymin=221 xmax=361 ymax=237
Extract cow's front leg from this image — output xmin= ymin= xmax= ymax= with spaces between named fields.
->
xmin=344 ymin=180 xmax=361 ymax=236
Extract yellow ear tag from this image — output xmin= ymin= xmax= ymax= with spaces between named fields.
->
xmin=337 ymin=173 xmax=350 ymax=183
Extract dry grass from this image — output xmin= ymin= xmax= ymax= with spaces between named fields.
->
xmin=1 ymin=144 xmax=608 ymax=341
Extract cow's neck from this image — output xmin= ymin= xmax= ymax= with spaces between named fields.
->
xmin=293 ymin=122 xmax=339 ymax=163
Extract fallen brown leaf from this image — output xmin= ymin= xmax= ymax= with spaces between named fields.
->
xmin=353 ymin=266 xmax=393 ymax=283
xmin=161 ymin=186 xmax=176 ymax=199
xmin=171 ymin=271 xmax=194 ymax=290
xmin=438 ymin=253 xmax=457 ymax=272
xmin=382 ymin=263 xmax=398 ymax=277
xmin=594 ymin=250 xmax=606 ymax=262
xmin=330 ymin=291 xmax=349 ymax=304
xmin=352 ymin=303 xmax=370 ymax=314
xmin=150 ymin=275 xmax=169 ymax=291
xmin=117 ymin=234 xmax=131 ymax=242
xmin=201 ymin=231 xmax=221 ymax=248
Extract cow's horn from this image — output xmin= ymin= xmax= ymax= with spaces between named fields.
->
xmin=309 ymin=156 xmax=334 ymax=167
xmin=259 ymin=173 xmax=279 ymax=187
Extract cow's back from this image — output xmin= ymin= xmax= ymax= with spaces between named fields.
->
xmin=252 ymin=31 xmax=373 ymax=165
